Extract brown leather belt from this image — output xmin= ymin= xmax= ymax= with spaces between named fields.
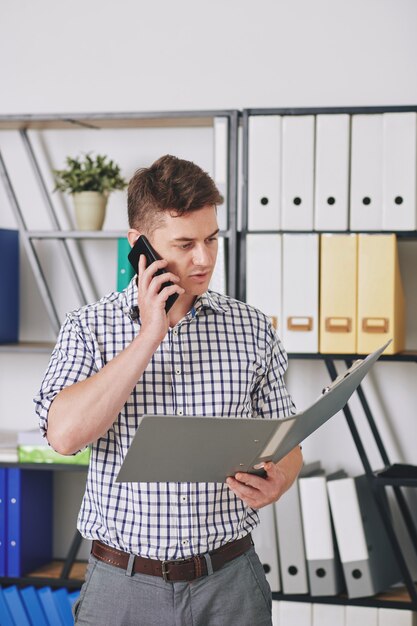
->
xmin=91 ymin=534 xmax=252 ymax=583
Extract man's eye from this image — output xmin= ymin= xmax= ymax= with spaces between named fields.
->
xmin=180 ymin=243 xmax=192 ymax=250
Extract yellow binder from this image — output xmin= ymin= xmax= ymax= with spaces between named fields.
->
xmin=357 ymin=234 xmax=405 ymax=355
xmin=320 ymin=234 xmax=358 ymax=353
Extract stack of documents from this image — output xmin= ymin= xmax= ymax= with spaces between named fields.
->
xmin=247 ymin=111 xmax=417 ymax=232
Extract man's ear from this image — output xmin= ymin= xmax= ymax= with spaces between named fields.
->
xmin=127 ymin=229 xmax=141 ymax=247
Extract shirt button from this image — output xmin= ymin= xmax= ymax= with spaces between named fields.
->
xmin=177 ymin=409 xmax=183 ymax=416
xmin=175 ymin=367 xmax=181 ymax=375
xmin=173 ymin=329 xmax=178 ymax=336
xmin=181 ymin=496 xmax=187 ymax=503
xmin=182 ymin=539 xmax=189 ymax=546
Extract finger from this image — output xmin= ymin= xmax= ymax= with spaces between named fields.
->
xmin=233 ymin=470 xmax=271 ymax=490
xmin=147 ymin=272 xmax=181 ymax=294
xmin=140 ymin=259 xmax=169 ymax=288
xmin=158 ymin=284 xmax=185 ymax=303
xmin=138 ymin=253 xmax=147 ymax=275
xmin=226 ymin=476 xmax=260 ymax=498
xmin=226 ymin=479 xmax=264 ymax=509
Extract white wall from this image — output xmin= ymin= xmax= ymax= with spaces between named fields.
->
xmin=1 ymin=0 xmax=417 ymax=114
xmin=1 ymin=0 xmax=417 ymax=564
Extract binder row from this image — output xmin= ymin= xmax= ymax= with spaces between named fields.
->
xmin=271 ymin=600 xmax=416 ymax=626
xmin=247 ymin=112 xmax=417 ymax=232
xmin=0 ymin=584 xmax=79 ymax=626
xmin=246 ymin=233 xmax=405 ymax=354
xmin=0 ymin=467 xmax=53 ymax=578
xmin=253 ymin=464 xmax=402 ymax=601
xmin=0 ymin=229 xmax=19 ymax=344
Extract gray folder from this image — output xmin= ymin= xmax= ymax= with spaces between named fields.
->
xmin=328 ymin=473 xmax=401 ymax=598
xmin=275 ymin=461 xmax=322 ymax=594
xmin=116 ymin=340 xmax=389 ymax=484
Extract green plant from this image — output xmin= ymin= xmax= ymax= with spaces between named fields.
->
xmin=53 ymin=153 xmax=127 ymax=194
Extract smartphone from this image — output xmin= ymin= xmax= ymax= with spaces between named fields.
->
xmin=128 ymin=235 xmax=179 ymax=313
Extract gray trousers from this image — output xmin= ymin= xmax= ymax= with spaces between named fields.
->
xmin=73 ymin=546 xmax=272 ymax=626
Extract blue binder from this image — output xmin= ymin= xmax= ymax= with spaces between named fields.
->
xmin=6 ymin=468 xmax=53 ymax=577
xmin=20 ymin=586 xmax=49 ymax=626
xmin=0 ymin=468 xmax=6 ymax=576
xmin=0 ymin=586 xmax=14 ymax=626
xmin=37 ymin=587 xmax=64 ymax=626
xmin=0 ymin=228 xmax=19 ymax=343
xmin=53 ymin=588 xmax=74 ymax=626
xmin=3 ymin=585 xmax=31 ymax=626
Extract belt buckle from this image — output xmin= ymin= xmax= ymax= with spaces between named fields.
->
xmin=161 ymin=560 xmax=171 ymax=582
xmin=161 ymin=557 xmax=190 ymax=582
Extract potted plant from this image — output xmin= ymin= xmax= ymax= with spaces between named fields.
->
xmin=53 ymin=153 xmax=127 ymax=230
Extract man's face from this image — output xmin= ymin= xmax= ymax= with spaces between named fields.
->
xmin=145 ymin=204 xmax=219 ymax=297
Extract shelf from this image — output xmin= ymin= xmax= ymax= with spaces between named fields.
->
xmin=243 ymin=229 xmax=417 ymax=238
xmin=288 ymin=351 xmax=417 ymax=362
xmin=26 ymin=229 xmax=230 ymax=240
xmin=272 ymin=584 xmax=417 ymax=610
xmin=0 ymin=462 xmax=88 ymax=472
xmin=0 ymin=110 xmax=238 ymax=131
xmin=27 ymin=230 xmax=128 ymax=239
xmin=0 ymin=341 xmax=55 ymax=354
xmin=0 ymin=560 xmax=87 ymax=589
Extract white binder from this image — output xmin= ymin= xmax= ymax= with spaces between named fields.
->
xmin=350 ymin=114 xmax=383 ymax=231
xmin=248 ymin=115 xmax=282 ymax=231
xmin=345 ymin=606 xmax=377 ymax=626
xmin=252 ymin=504 xmax=281 ymax=592
xmin=282 ymin=234 xmax=319 ymax=353
xmin=378 ymin=608 xmax=417 ymax=626
xmin=279 ymin=601 xmax=312 ymax=626
xmin=275 ymin=461 xmax=321 ymax=594
xmin=382 ymin=112 xmax=417 ymax=231
xmin=327 ymin=474 xmax=401 ymax=598
xmin=246 ymin=234 xmax=282 ymax=330
xmin=314 ymin=114 xmax=350 ymax=231
xmin=298 ymin=474 xmax=344 ymax=596
xmin=281 ymin=115 xmax=315 ymax=230
xmin=312 ymin=603 xmax=345 ymax=626
xmin=213 ymin=116 xmax=228 ymax=231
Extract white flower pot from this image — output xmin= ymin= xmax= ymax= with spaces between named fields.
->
xmin=73 ymin=192 xmax=108 ymax=230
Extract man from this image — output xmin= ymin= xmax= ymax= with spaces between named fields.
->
xmin=35 ymin=155 xmax=303 ymax=626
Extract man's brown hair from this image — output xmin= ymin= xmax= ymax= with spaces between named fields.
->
xmin=127 ymin=155 xmax=224 ymax=233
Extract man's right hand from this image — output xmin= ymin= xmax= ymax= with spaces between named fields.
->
xmin=137 ymin=254 xmax=184 ymax=344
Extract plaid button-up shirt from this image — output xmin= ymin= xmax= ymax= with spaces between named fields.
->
xmin=34 ymin=278 xmax=295 ymax=560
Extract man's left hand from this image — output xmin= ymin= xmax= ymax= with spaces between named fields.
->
xmin=226 ymin=461 xmax=288 ymax=509
xmin=226 ymin=445 xmax=303 ymax=509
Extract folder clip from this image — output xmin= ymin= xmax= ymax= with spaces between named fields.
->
xmin=322 ymin=359 xmax=363 ymax=395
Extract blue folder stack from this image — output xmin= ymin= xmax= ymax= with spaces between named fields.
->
xmin=0 ymin=585 xmax=80 ymax=626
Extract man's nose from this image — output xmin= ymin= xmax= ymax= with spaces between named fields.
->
xmin=192 ymin=244 xmax=210 ymax=266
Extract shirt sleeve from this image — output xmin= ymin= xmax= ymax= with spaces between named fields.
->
xmin=251 ymin=323 xmax=297 ymax=420
xmin=34 ymin=313 xmax=99 ymax=441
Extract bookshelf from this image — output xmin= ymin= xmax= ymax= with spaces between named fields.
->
xmin=241 ymin=106 xmax=417 ymax=612
xmin=0 ymin=110 xmax=239 ymax=338
xmin=0 ymin=110 xmax=239 ymax=595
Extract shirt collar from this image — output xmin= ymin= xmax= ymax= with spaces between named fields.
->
xmin=122 ymin=277 xmax=228 ymax=318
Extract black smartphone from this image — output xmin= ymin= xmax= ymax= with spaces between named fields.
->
xmin=128 ymin=235 xmax=179 ymax=313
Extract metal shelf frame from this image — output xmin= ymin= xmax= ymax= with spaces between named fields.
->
xmin=0 ymin=110 xmax=240 ymax=335
xmin=240 ymin=106 xmax=417 ymax=611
